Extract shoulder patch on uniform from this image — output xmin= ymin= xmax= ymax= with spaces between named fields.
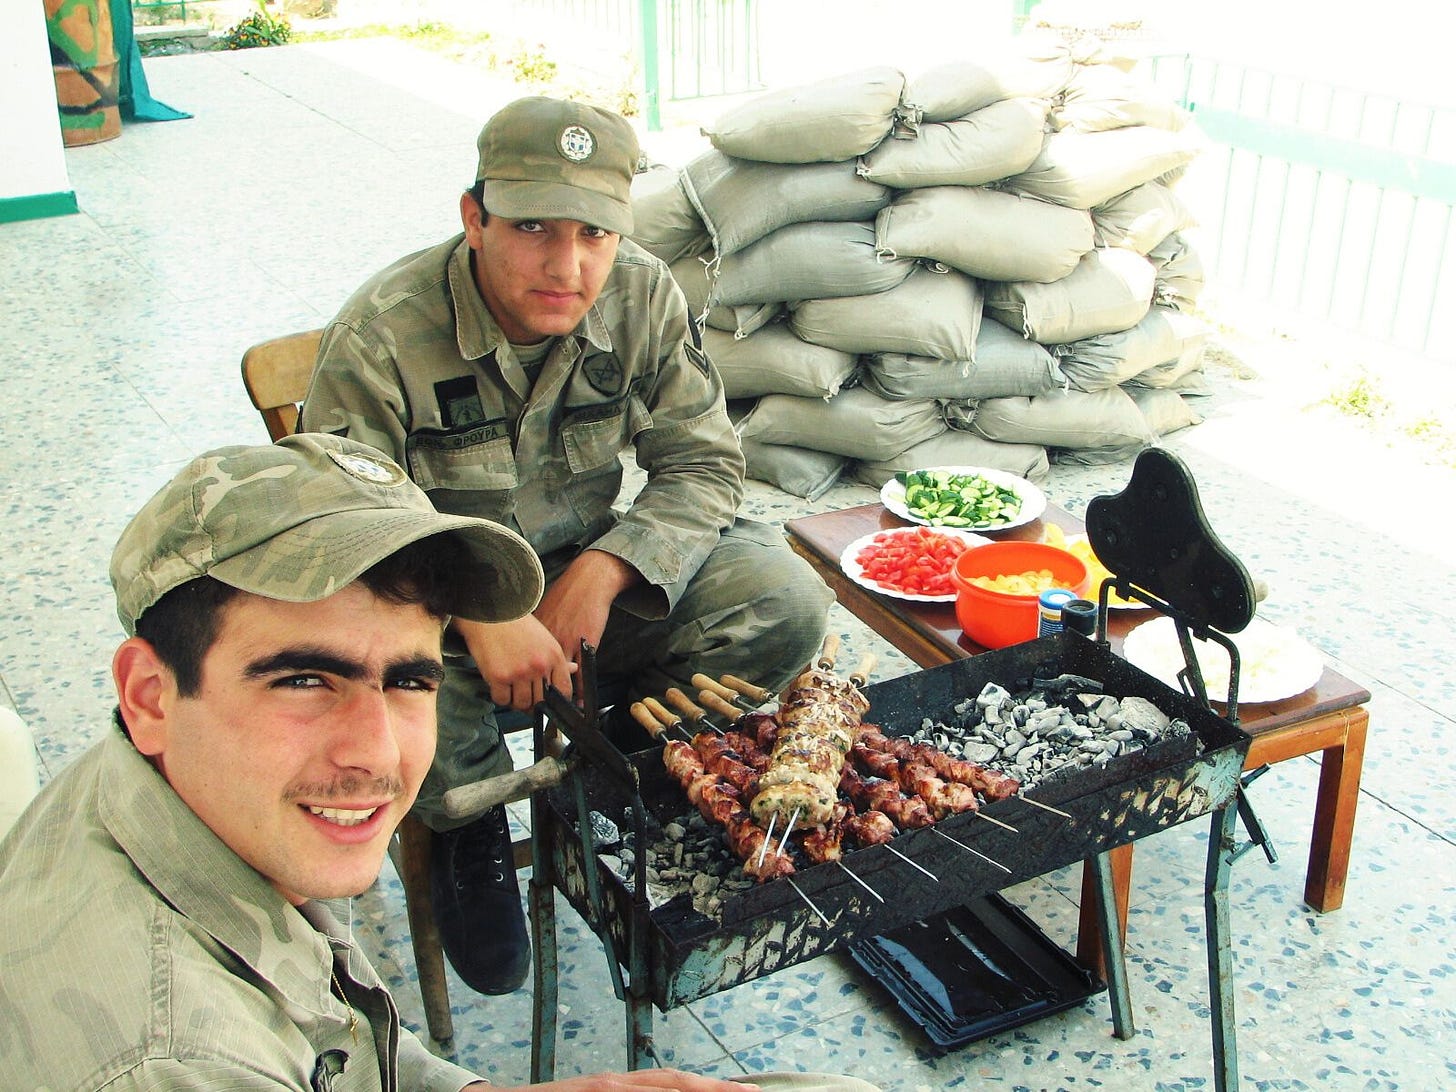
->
xmin=583 ymin=352 xmax=625 ymax=395
xmin=684 ymin=340 xmax=711 ymax=378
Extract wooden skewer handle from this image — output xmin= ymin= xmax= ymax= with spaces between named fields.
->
xmin=641 ymin=696 xmax=680 ymax=729
xmin=664 ymin=687 xmax=708 ymax=721
xmin=720 ymin=674 xmax=771 ymax=703
xmin=692 ymin=672 xmax=742 ymax=702
xmin=849 ymin=652 xmax=877 ymax=688
xmin=629 ymin=701 xmax=668 ymax=739
xmin=816 ymin=633 xmax=840 ymax=670
xmin=698 ymin=690 xmax=743 ymax=722
xmin=442 ymin=756 xmax=566 ymax=817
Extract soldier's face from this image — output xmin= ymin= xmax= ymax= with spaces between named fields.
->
xmin=462 ymin=195 xmax=619 ymax=343
xmin=127 ymin=584 xmax=443 ymax=905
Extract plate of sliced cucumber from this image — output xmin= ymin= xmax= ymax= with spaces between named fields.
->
xmin=880 ymin=466 xmax=1047 ymax=532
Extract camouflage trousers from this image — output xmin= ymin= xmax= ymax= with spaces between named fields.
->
xmin=414 ymin=517 xmax=834 ymax=831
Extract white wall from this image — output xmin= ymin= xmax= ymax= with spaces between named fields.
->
xmin=0 ymin=0 xmax=74 ymax=204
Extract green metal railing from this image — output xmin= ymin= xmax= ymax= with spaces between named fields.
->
xmin=1146 ymin=54 xmax=1455 ymax=359
xmin=509 ymin=0 xmax=761 ymax=130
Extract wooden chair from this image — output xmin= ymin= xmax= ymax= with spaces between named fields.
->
xmin=240 ymin=329 xmax=324 ymax=441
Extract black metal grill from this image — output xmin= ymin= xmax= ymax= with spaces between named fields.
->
xmin=540 ymin=631 xmax=1249 ymax=1010
xmin=526 ymin=448 xmax=1256 ymax=1089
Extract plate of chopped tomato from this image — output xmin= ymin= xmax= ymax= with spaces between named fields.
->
xmin=840 ymin=525 xmax=992 ymax=602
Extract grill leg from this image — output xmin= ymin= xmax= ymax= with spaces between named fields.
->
xmin=626 ymin=992 xmax=655 ymax=1070
xmin=1090 ymin=849 xmax=1135 ymax=1039
xmin=529 ymin=791 xmax=559 ymax=1083
xmin=1206 ymin=803 xmax=1240 ymax=1092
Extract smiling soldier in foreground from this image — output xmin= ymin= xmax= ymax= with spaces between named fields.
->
xmin=0 ymin=434 xmax=874 ymax=1091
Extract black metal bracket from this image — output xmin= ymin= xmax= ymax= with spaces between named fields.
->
xmin=1231 ymin=765 xmax=1278 ymax=865
xmin=1085 ymin=447 xmax=1258 ymax=724
xmin=535 ymin=645 xmax=648 ymax=999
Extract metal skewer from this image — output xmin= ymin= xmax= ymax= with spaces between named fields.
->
xmin=1019 ymin=796 xmax=1073 ymax=820
xmin=836 ymin=861 xmax=884 ymax=902
xmin=973 ymin=811 xmax=1018 ymax=833
xmin=776 ymin=806 xmax=800 ymax=855
xmin=787 ymin=877 xmax=832 ymax=926
xmin=882 ymin=842 xmax=938 ymax=881
xmin=931 ymin=827 xmax=1012 ymax=874
xmin=757 ymin=811 xmax=777 ymax=868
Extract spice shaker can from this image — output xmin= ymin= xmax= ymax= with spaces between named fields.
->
xmin=1038 ymin=588 xmax=1077 ymax=636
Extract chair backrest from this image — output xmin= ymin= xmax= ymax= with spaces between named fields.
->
xmin=240 ymin=329 xmax=325 ymax=441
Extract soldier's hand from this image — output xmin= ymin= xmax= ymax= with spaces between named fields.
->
xmin=536 ymin=550 xmax=639 ymax=697
xmin=453 ymin=615 xmax=574 ymax=711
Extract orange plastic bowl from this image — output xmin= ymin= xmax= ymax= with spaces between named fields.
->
xmin=950 ymin=541 xmax=1090 ymax=649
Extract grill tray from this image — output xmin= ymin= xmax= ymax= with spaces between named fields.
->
xmin=849 ymin=893 xmax=1104 ymax=1051
xmin=543 ymin=630 xmax=1250 ymax=1011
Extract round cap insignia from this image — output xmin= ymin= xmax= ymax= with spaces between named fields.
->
xmin=328 ymin=449 xmax=407 ymax=486
xmin=558 ymin=125 xmax=595 ymax=162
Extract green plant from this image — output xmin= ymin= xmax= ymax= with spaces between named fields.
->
xmin=1319 ymin=372 xmax=1391 ymax=420
xmin=507 ymin=42 xmax=558 ymax=84
xmin=224 ymin=1 xmax=293 ymax=50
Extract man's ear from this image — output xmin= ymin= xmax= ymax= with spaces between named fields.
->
xmin=113 ymin=637 xmax=176 ymax=757
xmin=460 ymin=191 xmax=485 ymax=247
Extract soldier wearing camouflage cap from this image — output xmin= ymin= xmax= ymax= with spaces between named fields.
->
xmin=301 ymin=95 xmax=833 ymax=996
xmin=0 ymin=436 xmax=868 ymax=1092
xmin=0 ymin=435 xmax=535 ymax=1089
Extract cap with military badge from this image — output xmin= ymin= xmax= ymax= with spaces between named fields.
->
xmin=111 ymin=433 xmax=545 ymax=635
xmin=474 ymin=96 xmax=640 ymax=235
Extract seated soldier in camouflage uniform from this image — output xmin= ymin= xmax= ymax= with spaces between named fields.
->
xmin=300 ymin=96 xmax=834 ymax=995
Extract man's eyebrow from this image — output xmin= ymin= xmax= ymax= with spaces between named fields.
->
xmin=245 ymin=649 xmax=367 ymax=681
xmin=244 ymin=649 xmax=447 ymax=684
xmin=386 ymin=658 xmax=447 ymax=684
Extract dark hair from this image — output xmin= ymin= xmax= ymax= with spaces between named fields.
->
xmin=133 ymin=533 xmax=472 ymax=697
xmin=467 ymin=180 xmax=485 ymax=206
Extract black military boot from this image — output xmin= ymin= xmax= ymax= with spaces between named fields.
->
xmin=429 ymin=804 xmax=530 ymax=995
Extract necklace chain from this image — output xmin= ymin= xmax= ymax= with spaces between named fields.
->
xmin=331 ymin=971 xmax=360 ymax=1044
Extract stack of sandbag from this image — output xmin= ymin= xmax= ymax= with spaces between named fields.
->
xmin=629 ymin=36 xmax=1212 ymax=498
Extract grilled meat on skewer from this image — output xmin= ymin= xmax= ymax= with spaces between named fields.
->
xmin=844 ymin=809 xmax=897 ymax=847
xmin=797 ymin=801 xmax=850 ymax=864
xmin=722 ymin=731 xmax=771 ymax=772
xmin=661 ymin=741 xmax=795 ymax=882
xmin=750 ymin=667 xmax=870 ymax=829
xmin=839 ymin=765 xmax=934 ymax=829
xmin=850 ymin=743 xmax=979 ymax=821
xmin=858 ymin=726 xmax=1022 ymax=802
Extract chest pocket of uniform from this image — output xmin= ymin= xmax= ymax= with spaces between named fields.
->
xmin=560 ymin=394 xmax=651 ymax=474
xmin=406 ymin=424 xmax=518 ymax=493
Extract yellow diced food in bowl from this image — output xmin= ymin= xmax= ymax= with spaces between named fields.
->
xmin=1043 ymin=526 xmax=1137 ymax=607
xmin=969 ymin=568 xmax=1058 ymax=595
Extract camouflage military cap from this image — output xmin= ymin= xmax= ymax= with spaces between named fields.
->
xmin=111 ymin=434 xmax=544 ymax=635
xmin=475 ymin=96 xmax=639 ymax=235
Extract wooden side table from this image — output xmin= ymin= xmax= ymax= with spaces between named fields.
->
xmin=784 ymin=503 xmax=1370 ymax=967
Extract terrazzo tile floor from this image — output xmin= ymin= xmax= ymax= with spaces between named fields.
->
xmin=4 ymin=39 xmax=1455 ymax=1091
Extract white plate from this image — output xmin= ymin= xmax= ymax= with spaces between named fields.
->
xmin=880 ymin=466 xmax=1047 ymax=532
xmin=1120 ymin=615 xmax=1325 ymax=704
xmin=839 ymin=527 xmax=992 ymax=603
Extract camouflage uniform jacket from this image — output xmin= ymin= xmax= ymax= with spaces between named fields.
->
xmin=0 ymin=726 xmax=481 ymax=1092
xmin=301 ymin=233 xmax=746 ymax=619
